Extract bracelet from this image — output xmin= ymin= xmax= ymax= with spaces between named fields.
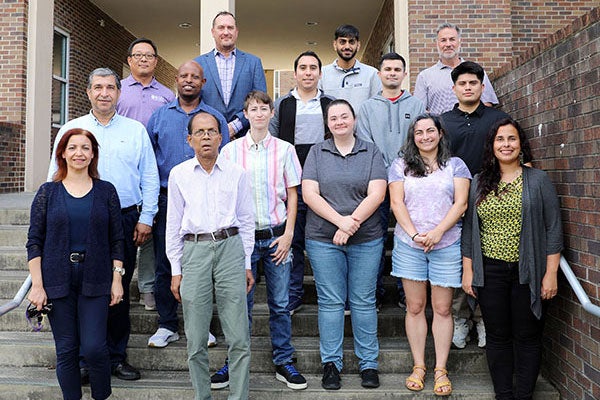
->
xmin=411 ymin=233 xmax=419 ymax=241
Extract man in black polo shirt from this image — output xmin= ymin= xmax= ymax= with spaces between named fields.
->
xmin=441 ymin=61 xmax=509 ymax=349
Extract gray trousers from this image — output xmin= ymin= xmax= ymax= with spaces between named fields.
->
xmin=180 ymin=235 xmax=250 ymax=400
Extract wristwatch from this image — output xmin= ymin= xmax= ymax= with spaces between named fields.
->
xmin=112 ymin=266 xmax=126 ymax=276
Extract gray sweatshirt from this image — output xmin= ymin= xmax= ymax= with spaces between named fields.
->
xmin=356 ymin=90 xmax=425 ymax=169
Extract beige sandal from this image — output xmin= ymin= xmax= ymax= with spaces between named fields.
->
xmin=405 ymin=365 xmax=426 ymax=392
xmin=433 ymin=367 xmax=452 ymax=396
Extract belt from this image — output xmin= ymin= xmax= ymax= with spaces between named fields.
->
xmin=69 ymin=251 xmax=85 ymax=263
xmin=121 ymin=204 xmax=141 ymax=214
xmin=183 ymin=227 xmax=239 ymax=242
xmin=255 ymin=223 xmax=286 ymax=240
xmin=483 ymin=256 xmax=518 ymax=269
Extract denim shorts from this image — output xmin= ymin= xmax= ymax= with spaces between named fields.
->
xmin=391 ymin=236 xmax=462 ymax=288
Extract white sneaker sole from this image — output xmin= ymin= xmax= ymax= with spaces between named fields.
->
xmin=148 ymin=333 xmax=180 ymax=348
xmin=211 ymin=381 xmax=229 ymax=389
xmin=276 ymin=372 xmax=308 ymax=390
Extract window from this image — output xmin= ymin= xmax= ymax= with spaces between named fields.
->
xmin=52 ymin=28 xmax=69 ymax=127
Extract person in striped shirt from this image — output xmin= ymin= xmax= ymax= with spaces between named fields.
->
xmin=219 ymin=90 xmax=307 ymax=390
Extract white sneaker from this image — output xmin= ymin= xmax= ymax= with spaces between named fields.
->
xmin=476 ymin=320 xmax=486 ymax=348
xmin=148 ymin=328 xmax=180 ymax=348
xmin=208 ymin=331 xmax=218 ymax=348
xmin=452 ymin=318 xmax=471 ymax=349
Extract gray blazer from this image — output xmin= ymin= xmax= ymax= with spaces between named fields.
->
xmin=461 ymin=167 xmax=563 ymax=319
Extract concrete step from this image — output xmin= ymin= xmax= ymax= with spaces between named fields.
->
xmin=0 ymin=247 xmax=27 ymax=271
xmin=0 ymin=367 xmax=559 ymax=400
xmin=0 ymin=225 xmax=28 ymax=247
xmin=0 ymin=332 xmax=488 ymax=374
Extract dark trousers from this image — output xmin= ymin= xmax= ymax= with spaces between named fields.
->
xmin=478 ymin=259 xmax=546 ymax=400
xmin=106 ymin=207 xmax=138 ymax=365
xmin=49 ymin=263 xmax=111 ymax=400
xmin=153 ymin=192 xmax=179 ymax=332
xmin=377 ymin=192 xmax=404 ymax=301
xmin=288 ymin=185 xmax=307 ymax=309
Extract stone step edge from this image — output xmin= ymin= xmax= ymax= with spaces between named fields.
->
xmin=0 ymin=367 xmax=559 ymax=399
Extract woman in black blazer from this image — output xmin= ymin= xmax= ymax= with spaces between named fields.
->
xmin=27 ymin=128 xmax=125 ymax=400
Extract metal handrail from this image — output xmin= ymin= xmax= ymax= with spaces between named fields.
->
xmin=559 ymin=255 xmax=600 ymax=317
xmin=0 ymin=274 xmax=31 ymax=317
xmin=0 ymin=256 xmax=597 ymax=318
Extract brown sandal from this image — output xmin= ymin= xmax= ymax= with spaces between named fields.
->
xmin=433 ymin=367 xmax=452 ymax=396
xmin=405 ymin=365 xmax=426 ymax=392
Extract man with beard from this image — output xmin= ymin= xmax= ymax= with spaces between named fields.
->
xmin=320 ymin=24 xmax=381 ymax=113
xmin=145 ymin=60 xmax=229 ymax=349
xmin=414 ymin=23 xmax=498 ymax=115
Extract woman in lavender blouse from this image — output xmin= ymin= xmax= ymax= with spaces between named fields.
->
xmin=388 ymin=114 xmax=471 ymax=396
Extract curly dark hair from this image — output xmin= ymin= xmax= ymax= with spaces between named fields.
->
xmin=476 ymin=117 xmax=533 ymax=205
xmin=401 ymin=114 xmax=451 ymax=177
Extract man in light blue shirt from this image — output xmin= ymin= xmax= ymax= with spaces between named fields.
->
xmin=48 ymin=67 xmax=159 ymax=382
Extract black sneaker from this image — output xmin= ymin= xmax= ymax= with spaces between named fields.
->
xmin=275 ymin=363 xmax=308 ymax=390
xmin=360 ymin=368 xmax=380 ymax=388
xmin=210 ymin=362 xmax=229 ymax=389
xmin=322 ymin=362 xmax=341 ymax=390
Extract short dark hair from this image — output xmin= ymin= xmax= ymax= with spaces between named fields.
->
xmin=294 ymin=51 xmax=322 ymax=71
xmin=334 ymin=24 xmax=359 ymax=40
xmin=379 ymin=52 xmax=406 ymax=70
xmin=128 ymin=37 xmax=157 ymax=57
xmin=244 ymin=90 xmax=273 ymax=111
xmin=451 ymin=61 xmax=484 ymax=84
xmin=187 ymin=111 xmax=221 ymax=135
xmin=53 ymin=128 xmax=100 ymax=182
xmin=87 ymin=68 xmax=121 ymax=90
xmin=212 ymin=11 xmax=236 ymax=27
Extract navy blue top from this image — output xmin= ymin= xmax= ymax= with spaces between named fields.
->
xmin=26 ymin=180 xmax=125 ymax=298
xmin=62 ymin=184 xmax=93 ymax=252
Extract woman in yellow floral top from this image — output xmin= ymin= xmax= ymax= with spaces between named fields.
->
xmin=461 ymin=117 xmax=563 ymax=400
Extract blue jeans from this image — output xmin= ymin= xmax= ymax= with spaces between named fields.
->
xmin=288 ymin=186 xmax=307 ymax=309
xmin=153 ymin=192 xmax=179 ymax=332
xmin=306 ymin=237 xmax=383 ymax=372
xmin=247 ymin=237 xmax=295 ymax=365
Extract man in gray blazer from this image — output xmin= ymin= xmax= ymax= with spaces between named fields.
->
xmin=194 ymin=11 xmax=267 ymax=139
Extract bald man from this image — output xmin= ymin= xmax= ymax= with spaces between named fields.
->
xmin=145 ymin=60 xmax=229 ymax=348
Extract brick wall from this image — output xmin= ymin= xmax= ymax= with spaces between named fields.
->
xmin=406 ymin=0 xmax=513 ymax=90
xmin=54 ymin=0 xmax=176 ymax=122
xmin=404 ymin=0 xmax=596 ymax=90
xmin=362 ymin=0 xmax=394 ymax=68
xmin=493 ymin=8 xmax=600 ymax=400
xmin=0 ymin=0 xmax=28 ymax=192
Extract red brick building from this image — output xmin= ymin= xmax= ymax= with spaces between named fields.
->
xmin=0 ymin=1 xmax=598 ymax=398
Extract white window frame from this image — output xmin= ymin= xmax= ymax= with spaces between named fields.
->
xmin=52 ymin=27 xmax=70 ymax=129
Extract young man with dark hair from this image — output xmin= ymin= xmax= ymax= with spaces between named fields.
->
xmin=320 ymin=24 xmax=381 ymax=112
xmin=270 ymin=51 xmax=335 ymax=315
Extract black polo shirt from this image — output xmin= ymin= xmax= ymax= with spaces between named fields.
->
xmin=441 ymin=102 xmax=510 ymax=175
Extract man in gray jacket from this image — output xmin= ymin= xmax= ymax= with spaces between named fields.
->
xmin=357 ymin=52 xmax=424 ymax=311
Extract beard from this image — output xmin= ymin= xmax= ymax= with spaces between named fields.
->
xmin=337 ymin=48 xmax=357 ymax=62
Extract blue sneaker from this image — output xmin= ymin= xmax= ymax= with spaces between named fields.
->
xmin=276 ymin=363 xmax=307 ymax=390
xmin=210 ymin=362 xmax=229 ymax=389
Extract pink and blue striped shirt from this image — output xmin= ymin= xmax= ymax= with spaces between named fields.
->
xmin=220 ymin=132 xmax=302 ymax=230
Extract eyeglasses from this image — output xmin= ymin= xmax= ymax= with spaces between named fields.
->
xmin=190 ymin=129 xmax=220 ymax=137
xmin=25 ymin=302 xmax=53 ymax=332
xmin=130 ymin=53 xmax=157 ymax=60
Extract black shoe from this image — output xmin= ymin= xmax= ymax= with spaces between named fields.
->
xmin=275 ymin=362 xmax=308 ymax=390
xmin=80 ymin=367 xmax=89 ymax=385
xmin=210 ymin=361 xmax=229 ymax=389
xmin=360 ymin=368 xmax=380 ymax=388
xmin=322 ymin=362 xmax=341 ymax=390
xmin=112 ymin=362 xmax=141 ymax=381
